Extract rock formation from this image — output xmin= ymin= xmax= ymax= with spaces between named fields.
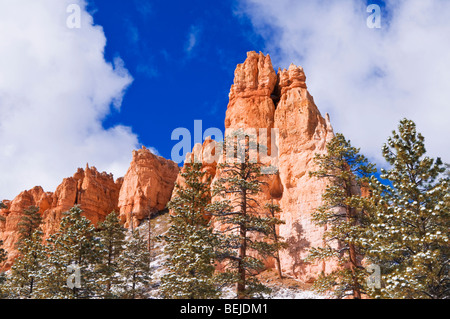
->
xmin=2 ymin=51 xmax=338 ymax=283
xmin=0 ymin=165 xmax=122 ymax=269
xmin=0 ymin=187 xmax=48 ymax=269
xmin=274 ymin=63 xmax=335 ymax=282
xmin=118 ymin=146 xmax=179 ymax=228
xmin=0 ymin=148 xmax=179 ymax=270
xmin=176 ymin=137 xmax=219 ymax=189
xmin=177 ymin=51 xmax=335 ymax=281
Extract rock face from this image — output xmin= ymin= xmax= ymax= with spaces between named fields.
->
xmin=177 ymin=137 xmax=219 ymax=188
xmin=1 ymin=148 xmax=179 ymax=270
xmin=0 ymin=187 xmax=48 ymax=269
xmin=226 ymin=51 xmax=277 ymax=130
xmin=0 ymin=165 xmax=122 ymax=269
xmin=118 ymin=147 xmax=179 ymax=228
xmin=227 ymin=52 xmax=335 ymax=281
xmin=170 ymin=137 xmax=219 ymax=220
xmin=274 ymin=64 xmax=335 ymax=282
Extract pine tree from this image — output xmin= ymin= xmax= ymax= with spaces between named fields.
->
xmin=36 ymin=206 xmax=102 ymax=299
xmin=16 ymin=206 xmax=42 ymax=247
xmin=209 ymin=132 xmax=284 ymax=299
xmin=0 ymin=236 xmax=7 ymax=299
xmin=117 ymin=230 xmax=151 ymax=299
xmin=0 ymin=240 xmax=6 ymax=267
xmin=97 ymin=211 xmax=126 ymax=298
xmin=0 ymin=202 xmax=6 ymax=269
xmin=8 ymin=229 xmax=46 ymax=298
xmin=264 ymin=201 xmax=287 ymax=279
xmin=5 ymin=205 xmax=44 ymax=298
xmin=365 ymin=119 xmax=449 ymax=299
xmin=160 ymin=162 xmax=221 ymax=299
xmin=0 ymin=202 xmax=8 ymax=298
xmin=306 ymin=133 xmax=376 ymax=299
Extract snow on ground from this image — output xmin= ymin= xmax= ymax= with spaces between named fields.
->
xmin=264 ymin=286 xmax=329 ymax=299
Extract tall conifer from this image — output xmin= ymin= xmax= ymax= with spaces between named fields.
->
xmin=306 ymin=133 xmax=376 ymax=299
xmin=365 ymin=119 xmax=449 ymax=299
xmin=160 ymin=162 xmax=221 ymax=299
xmin=210 ymin=132 xmax=284 ymax=299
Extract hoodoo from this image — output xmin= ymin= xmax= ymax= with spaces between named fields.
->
xmin=177 ymin=51 xmax=335 ymax=281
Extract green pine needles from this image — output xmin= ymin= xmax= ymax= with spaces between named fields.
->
xmin=364 ymin=119 xmax=449 ymax=299
xmin=2 ymin=206 xmax=152 ymax=299
xmin=308 ymin=119 xmax=449 ymax=299
xmin=307 ymin=133 xmax=376 ymax=299
xmin=209 ymin=134 xmax=285 ymax=299
xmin=160 ymin=162 xmax=221 ymax=299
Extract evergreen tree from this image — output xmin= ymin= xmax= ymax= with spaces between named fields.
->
xmin=97 ymin=211 xmax=126 ymax=298
xmin=5 ymin=205 xmax=44 ymax=298
xmin=0 ymin=239 xmax=6 ymax=267
xmin=16 ymin=206 xmax=42 ymax=247
xmin=264 ymin=201 xmax=287 ymax=279
xmin=160 ymin=162 xmax=221 ymax=299
xmin=365 ymin=119 xmax=449 ymax=299
xmin=0 ymin=201 xmax=6 ymax=271
xmin=8 ymin=229 xmax=46 ymax=298
xmin=0 ymin=237 xmax=7 ymax=299
xmin=37 ymin=206 xmax=102 ymax=299
xmin=306 ymin=133 xmax=376 ymax=299
xmin=0 ymin=272 xmax=6 ymax=299
xmin=117 ymin=230 xmax=151 ymax=299
xmin=209 ymin=132 xmax=284 ymax=299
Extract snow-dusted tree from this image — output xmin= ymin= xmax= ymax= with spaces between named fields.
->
xmin=117 ymin=230 xmax=151 ymax=299
xmin=0 ymin=274 xmax=6 ymax=299
xmin=37 ymin=206 xmax=102 ymax=299
xmin=16 ymin=206 xmax=42 ymax=247
xmin=8 ymin=229 xmax=46 ymax=298
xmin=306 ymin=133 xmax=376 ymax=299
xmin=0 ymin=201 xmax=7 ymax=287
xmin=0 ymin=236 xmax=7 ymax=298
xmin=365 ymin=119 xmax=449 ymax=299
xmin=0 ymin=240 xmax=6 ymax=267
xmin=209 ymin=132 xmax=284 ymax=299
xmin=160 ymin=162 xmax=221 ymax=299
xmin=97 ymin=211 xmax=126 ymax=298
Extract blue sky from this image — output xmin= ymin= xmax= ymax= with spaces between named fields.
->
xmin=1 ymin=0 xmax=449 ymax=199
xmin=88 ymin=0 xmax=267 ymax=160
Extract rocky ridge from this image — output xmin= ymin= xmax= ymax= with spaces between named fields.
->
xmin=0 ymin=149 xmax=178 ymax=269
xmin=2 ymin=51 xmax=336 ymax=283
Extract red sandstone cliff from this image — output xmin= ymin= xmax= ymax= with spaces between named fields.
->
xmin=118 ymin=146 xmax=179 ymax=228
xmin=0 ymin=165 xmax=122 ymax=269
xmin=177 ymin=51 xmax=335 ymax=281
xmin=0 ymin=149 xmax=178 ymax=270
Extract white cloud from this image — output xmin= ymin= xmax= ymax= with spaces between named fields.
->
xmin=185 ymin=25 xmax=201 ymax=55
xmin=0 ymin=0 xmax=140 ymax=199
xmin=238 ymin=0 xmax=450 ymax=166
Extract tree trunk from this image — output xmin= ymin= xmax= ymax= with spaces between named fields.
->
xmin=349 ymin=241 xmax=361 ymax=299
xmin=347 ymin=205 xmax=361 ymax=299
xmin=237 ymin=170 xmax=247 ymax=299
xmin=270 ymin=199 xmax=283 ymax=279
xmin=346 ymin=181 xmax=361 ymax=299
